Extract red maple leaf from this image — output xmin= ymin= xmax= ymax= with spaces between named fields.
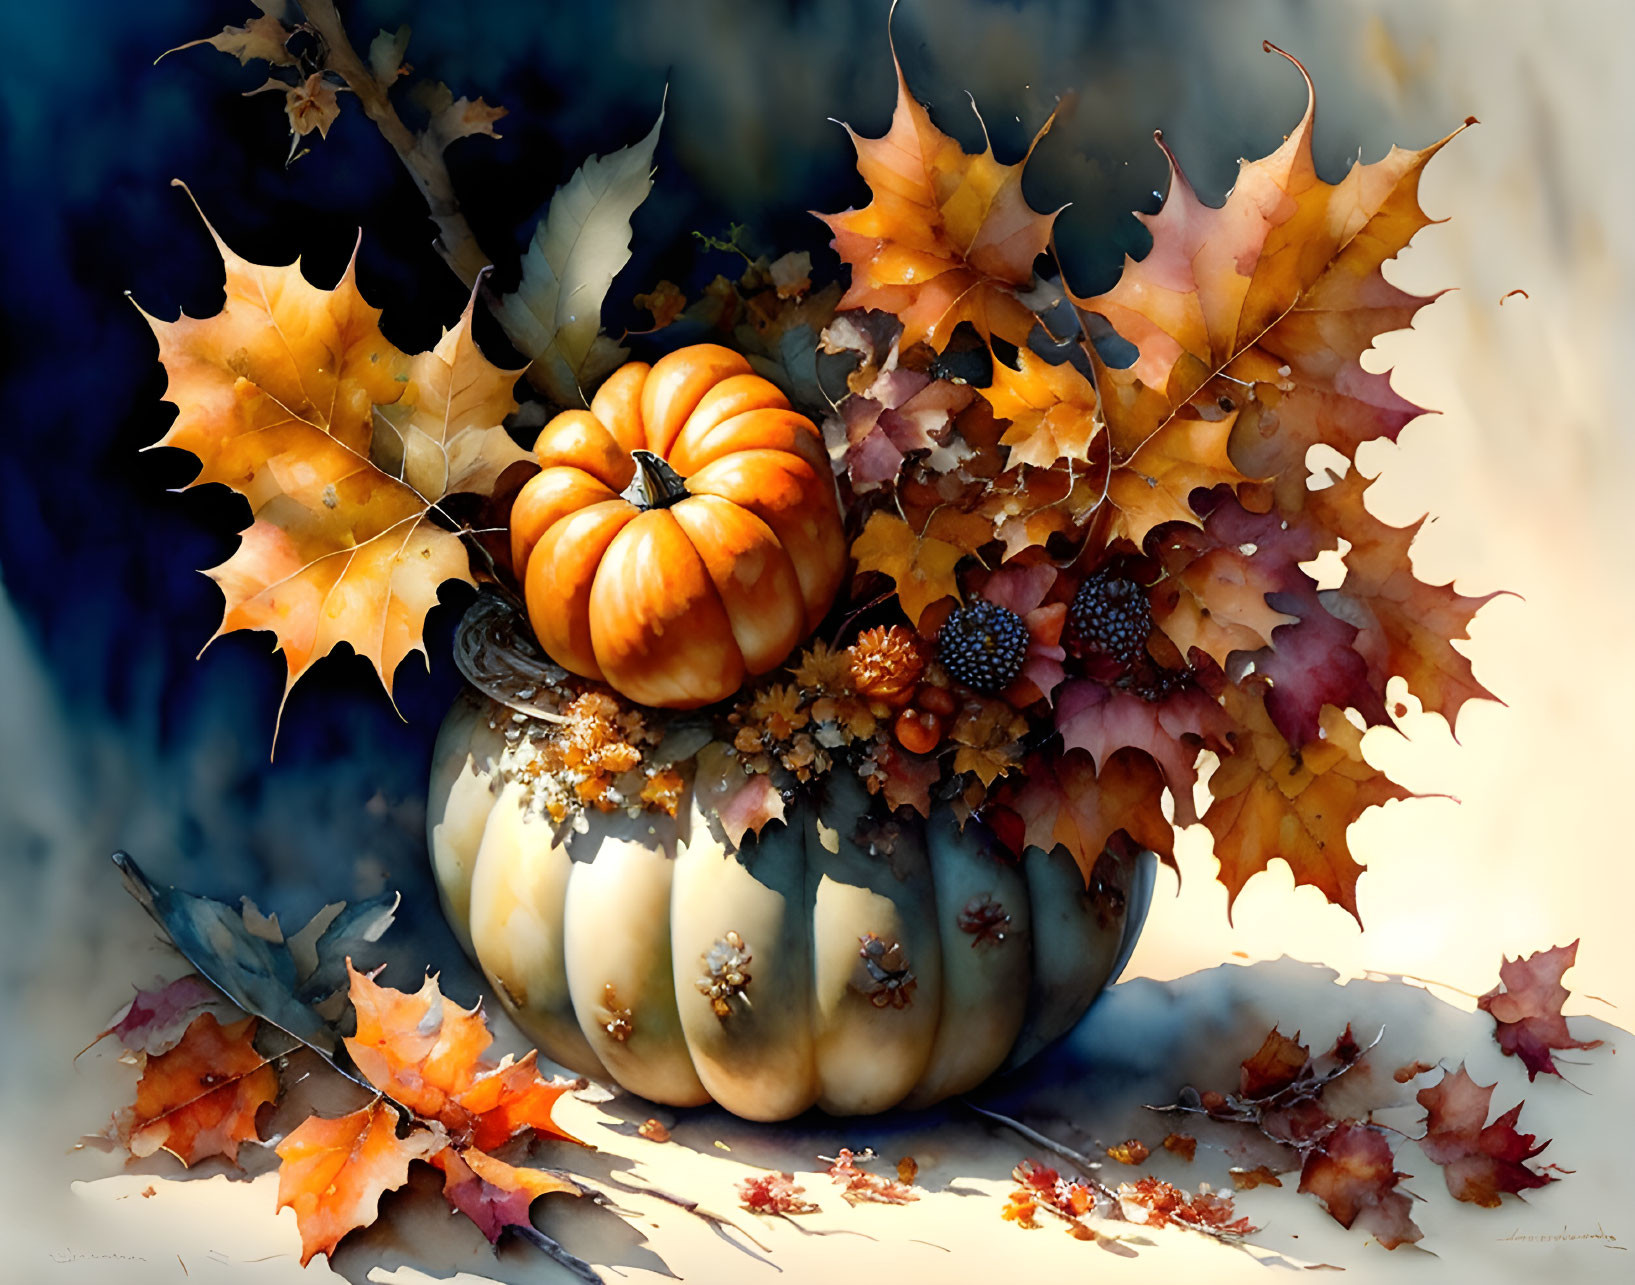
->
xmin=1415 ymin=1065 xmax=1556 ymax=1207
xmin=1477 ymin=940 xmax=1604 ymax=1080
xmin=1054 ymin=678 xmax=1232 ymax=827
xmin=1298 ymin=1122 xmax=1422 ymax=1249
xmin=430 ymin=1145 xmax=583 ymax=1243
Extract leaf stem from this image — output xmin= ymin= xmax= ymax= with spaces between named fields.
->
xmin=298 ymin=0 xmax=491 ymax=287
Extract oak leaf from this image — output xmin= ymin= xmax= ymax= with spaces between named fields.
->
xmin=1076 ymin=44 xmax=1468 ymax=485
xmin=817 ymin=44 xmax=1056 ymax=352
xmin=1476 ymin=940 xmax=1604 ymax=1080
xmin=1415 ymin=1065 xmax=1556 ymax=1206
xmin=1204 ymin=695 xmax=1411 ymax=925
xmin=141 ymin=211 xmax=528 ymax=724
xmin=274 ymin=1100 xmax=440 ymax=1266
xmin=343 ymin=963 xmax=582 ymax=1147
xmin=851 ymin=512 xmax=964 ymax=627
xmin=125 ymin=1012 xmax=278 ymax=1166
xmin=431 ymin=1145 xmax=584 ymax=1243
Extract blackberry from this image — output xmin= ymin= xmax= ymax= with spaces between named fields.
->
xmin=1131 ymin=664 xmax=1191 ymax=703
xmin=937 ymin=600 xmax=1029 ymax=692
xmin=1068 ymin=566 xmax=1152 ymax=664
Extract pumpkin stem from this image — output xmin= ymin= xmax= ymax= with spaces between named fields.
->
xmin=630 ymin=449 xmax=691 ymax=510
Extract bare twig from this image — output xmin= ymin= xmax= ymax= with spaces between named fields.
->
xmin=298 ymin=0 xmax=491 ymax=286
xmin=961 ymin=1099 xmax=1255 ymax=1247
xmin=590 ymin=1173 xmax=778 ymax=1266
xmin=962 ymin=1100 xmax=1120 ymax=1204
xmin=510 ymin=1224 xmax=603 ymax=1284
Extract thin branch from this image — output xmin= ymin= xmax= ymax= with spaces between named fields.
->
xmin=298 ymin=0 xmax=491 ymax=287
xmin=961 ymin=1100 xmax=1115 ymax=1197
xmin=589 ymin=1173 xmax=777 ymax=1266
xmin=510 ymin=1224 xmax=603 ymax=1284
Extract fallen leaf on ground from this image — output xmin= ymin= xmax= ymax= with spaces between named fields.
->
xmin=344 ymin=962 xmax=582 ymax=1148
xmin=740 ymin=1172 xmax=820 ymax=1215
xmin=125 ymin=1013 xmax=278 ymax=1166
xmin=1297 ymin=1122 xmax=1422 ymax=1249
xmin=431 ymin=1145 xmax=584 ymax=1243
xmin=1416 ymin=1065 xmax=1557 ymax=1207
xmin=1477 ymin=940 xmax=1603 ymax=1080
xmin=97 ymin=975 xmax=224 ymax=1056
xmin=275 ymin=1100 xmax=440 ymax=1265
xmin=824 ymin=1148 xmax=919 ymax=1205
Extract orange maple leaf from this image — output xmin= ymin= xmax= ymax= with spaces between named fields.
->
xmin=1009 ymin=747 xmax=1174 ymax=881
xmin=982 ymin=349 xmax=1102 ymax=470
xmin=125 ymin=1012 xmax=278 ymax=1166
xmin=1204 ymin=695 xmax=1412 ymax=925
xmin=274 ymin=1100 xmax=439 ymax=1266
xmin=851 ymin=511 xmax=964 ymax=627
xmin=1075 ymin=44 xmax=1469 ymax=494
xmin=431 ymin=1145 xmax=584 ymax=1243
xmin=343 ymin=962 xmax=582 ymax=1148
xmin=139 ymin=198 xmax=529 ymax=728
xmin=1308 ymin=469 xmax=1502 ymax=736
xmin=1151 ymin=542 xmax=1299 ymax=667
xmin=817 ymin=36 xmax=1056 ymax=352
xmin=1104 ymin=409 xmax=1253 ymax=547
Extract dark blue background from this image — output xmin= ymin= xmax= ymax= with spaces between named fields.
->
xmin=2 ymin=0 xmax=1417 ymax=954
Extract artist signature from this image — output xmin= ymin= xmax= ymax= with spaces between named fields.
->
xmin=48 ymin=1249 xmax=149 ymax=1265
xmin=1499 ymin=1223 xmax=1624 ymax=1249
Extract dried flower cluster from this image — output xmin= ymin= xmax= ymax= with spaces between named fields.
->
xmin=481 ymin=689 xmax=688 ymax=827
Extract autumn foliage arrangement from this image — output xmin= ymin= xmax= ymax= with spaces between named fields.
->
xmin=141 ymin=1 xmax=1498 ymax=931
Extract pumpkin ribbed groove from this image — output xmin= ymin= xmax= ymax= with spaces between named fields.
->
xmin=428 ymin=605 xmax=1156 ymax=1120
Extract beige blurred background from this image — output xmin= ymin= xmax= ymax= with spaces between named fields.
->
xmin=4 ymin=0 xmax=1632 ymax=1281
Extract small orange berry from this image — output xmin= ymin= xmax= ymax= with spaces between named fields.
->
xmin=893 ymin=708 xmax=943 ymax=755
xmin=915 ymin=684 xmax=957 ymax=718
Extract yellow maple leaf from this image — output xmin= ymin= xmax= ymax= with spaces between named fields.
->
xmin=1105 ymin=410 xmax=1250 ymax=546
xmin=817 ymin=37 xmax=1057 ymax=352
xmin=982 ymin=348 xmax=1102 ymax=470
xmin=140 ymin=199 xmax=529 ymax=729
xmin=851 ymin=512 xmax=964 ymax=627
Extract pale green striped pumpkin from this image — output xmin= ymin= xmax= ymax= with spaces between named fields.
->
xmin=427 ymin=682 xmax=1153 ymax=1121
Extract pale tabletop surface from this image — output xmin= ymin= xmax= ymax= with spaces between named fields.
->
xmin=7 ymin=0 xmax=1634 ymax=1280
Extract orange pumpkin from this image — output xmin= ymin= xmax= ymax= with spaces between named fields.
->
xmin=509 ymin=345 xmax=847 ymax=708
